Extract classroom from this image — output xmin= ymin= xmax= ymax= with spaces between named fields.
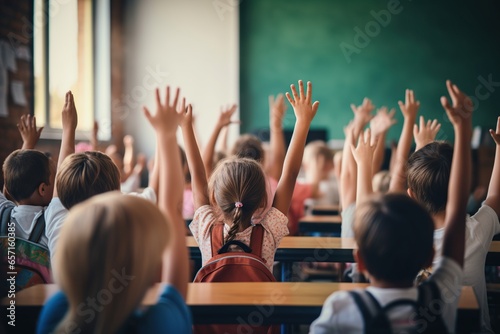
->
xmin=0 ymin=0 xmax=500 ymax=333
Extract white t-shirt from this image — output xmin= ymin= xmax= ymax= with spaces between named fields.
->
xmin=309 ymin=257 xmax=463 ymax=334
xmin=48 ymin=187 xmax=156 ymax=260
xmin=0 ymin=192 xmax=49 ymax=247
xmin=341 ymin=202 xmax=355 ymax=238
xmin=189 ymin=205 xmax=289 ymax=272
xmin=433 ymin=204 xmax=500 ymax=333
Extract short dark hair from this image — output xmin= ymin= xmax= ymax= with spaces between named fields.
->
xmin=56 ymin=152 xmax=121 ymax=209
xmin=231 ymin=134 xmax=264 ymax=163
xmin=407 ymin=142 xmax=453 ymax=215
xmin=354 ymin=194 xmax=434 ymax=283
xmin=3 ymin=149 xmax=51 ymax=202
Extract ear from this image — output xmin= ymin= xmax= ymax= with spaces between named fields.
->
xmin=353 ymin=249 xmax=367 ymax=273
xmin=37 ymin=182 xmax=47 ymax=197
xmin=423 ymin=246 xmax=435 ymax=269
xmin=407 ymin=188 xmax=415 ymax=199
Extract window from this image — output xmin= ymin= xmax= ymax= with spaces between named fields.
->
xmin=34 ymin=0 xmax=111 ymax=140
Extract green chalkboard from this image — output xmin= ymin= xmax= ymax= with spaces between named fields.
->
xmin=240 ymin=0 xmax=500 ymax=143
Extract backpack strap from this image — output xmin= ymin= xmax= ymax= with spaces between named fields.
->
xmin=210 ymin=223 xmax=225 ymax=257
xmin=349 ymin=290 xmax=392 ymax=334
xmin=28 ymin=210 xmax=46 ymax=243
xmin=0 ymin=205 xmax=15 ymax=236
xmin=248 ymin=224 xmax=264 ymax=258
xmin=218 ymin=240 xmax=252 ymax=254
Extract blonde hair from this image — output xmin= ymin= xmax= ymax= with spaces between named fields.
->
xmin=303 ymin=140 xmax=333 ymax=164
xmin=56 ymin=152 xmax=121 ymax=209
xmin=208 ymin=158 xmax=267 ymax=243
xmin=54 ymin=192 xmax=170 ymax=333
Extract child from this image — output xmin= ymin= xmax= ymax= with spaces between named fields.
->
xmin=310 ymin=80 xmax=472 ymax=333
xmin=44 ymin=92 xmax=158 ymax=265
xmin=407 ymin=106 xmax=500 ymax=331
xmin=184 ymin=80 xmax=318 ymax=271
xmin=36 ymin=85 xmax=190 ymax=334
xmin=1 ymin=113 xmax=55 ymax=248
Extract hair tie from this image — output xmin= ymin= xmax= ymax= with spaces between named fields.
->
xmin=235 ymin=202 xmax=243 ymax=208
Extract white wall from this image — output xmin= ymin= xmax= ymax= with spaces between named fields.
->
xmin=122 ymin=0 xmax=239 ymax=158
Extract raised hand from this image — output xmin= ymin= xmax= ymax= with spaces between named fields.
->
xmin=414 ymin=116 xmax=441 ymax=150
xmin=440 ymin=80 xmax=473 ymax=131
xmin=62 ymin=91 xmax=78 ymax=132
xmin=143 ymin=86 xmax=183 ymax=134
xmin=18 ymin=114 xmax=43 ymax=149
xmin=217 ymin=104 xmax=239 ymax=128
xmin=269 ymin=94 xmax=287 ymax=128
xmin=351 ymin=98 xmax=375 ymax=130
xmin=490 ymin=116 xmax=500 ymax=146
xmin=350 ymin=128 xmax=378 ymax=166
xmin=370 ymin=107 xmax=397 ymax=138
xmin=285 ymin=80 xmax=319 ymax=124
xmin=398 ymin=89 xmax=420 ymax=120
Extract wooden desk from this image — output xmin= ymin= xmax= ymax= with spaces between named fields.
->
xmin=1 ymin=283 xmax=479 ymax=333
xmin=298 ymin=215 xmax=342 ymax=234
xmin=188 ymin=236 xmax=357 ymax=263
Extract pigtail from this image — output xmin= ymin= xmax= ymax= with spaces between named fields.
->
xmin=226 ymin=206 xmax=243 ymax=243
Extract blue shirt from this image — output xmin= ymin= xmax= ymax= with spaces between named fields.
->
xmin=36 ymin=284 xmax=192 ymax=333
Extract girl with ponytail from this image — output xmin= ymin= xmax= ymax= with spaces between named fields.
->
xmin=183 ymin=80 xmax=319 ymax=272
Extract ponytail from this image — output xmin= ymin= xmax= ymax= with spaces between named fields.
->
xmin=226 ymin=206 xmax=243 ymax=243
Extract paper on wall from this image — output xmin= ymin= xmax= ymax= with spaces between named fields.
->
xmin=15 ymin=45 xmax=31 ymax=61
xmin=0 ymin=40 xmax=17 ymax=72
xmin=11 ymin=80 xmax=27 ymax=106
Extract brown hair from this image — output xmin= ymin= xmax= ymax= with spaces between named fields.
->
xmin=2 ymin=149 xmax=51 ymax=202
xmin=231 ymin=134 xmax=264 ymax=163
xmin=54 ymin=192 xmax=169 ymax=334
xmin=56 ymin=152 xmax=121 ymax=209
xmin=407 ymin=142 xmax=453 ymax=215
xmin=354 ymin=194 xmax=434 ymax=283
xmin=208 ymin=158 xmax=267 ymax=243
xmin=178 ymin=146 xmax=191 ymax=183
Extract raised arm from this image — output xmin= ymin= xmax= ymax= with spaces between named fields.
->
xmin=143 ymin=86 xmax=188 ymax=299
xmin=181 ymin=104 xmax=209 ymax=210
xmin=388 ymin=89 xmax=419 ymax=193
xmin=18 ymin=114 xmax=44 ymax=149
xmin=370 ymin=107 xmax=396 ymax=175
xmin=440 ymin=80 xmax=473 ymax=267
xmin=202 ymin=104 xmax=238 ymax=177
xmin=54 ymin=91 xmax=78 ymax=197
xmin=351 ymin=128 xmax=378 ymax=205
xmin=484 ymin=116 xmax=500 ymax=217
xmin=122 ymin=135 xmax=135 ymax=180
xmin=266 ymin=94 xmax=287 ymax=181
xmin=340 ymin=98 xmax=374 ymax=209
xmin=273 ymin=80 xmax=319 ymax=215
xmin=413 ymin=116 xmax=441 ymax=151
xmin=91 ymin=121 xmax=99 ymax=151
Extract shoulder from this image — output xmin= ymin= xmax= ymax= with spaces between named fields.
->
xmin=260 ymin=208 xmax=289 ymax=235
xmin=468 ymin=204 xmax=500 ymax=234
xmin=140 ymin=285 xmax=192 ymax=332
xmin=36 ymin=291 xmax=68 ymax=334
xmin=310 ymin=291 xmax=360 ymax=334
xmin=189 ymin=205 xmax=217 ymax=241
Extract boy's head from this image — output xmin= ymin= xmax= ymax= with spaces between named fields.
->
xmin=303 ymin=141 xmax=334 ymax=180
xmin=56 ymin=151 xmax=120 ymax=209
xmin=407 ymin=142 xmax=453 ymax=215
xmin=354 ymin=194 xmax=434 ymax=284
xmin=2 ymin=149 xmax=55 ymax=206
xmin=231 ymin=134 xmax=264 ymax=163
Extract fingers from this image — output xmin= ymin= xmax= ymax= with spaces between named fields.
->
xmin=398 ymin=101 xmax=405 ymax=112
xmin=440 ymin=96 xmax=452 ymax=114
xmin=172 ymin=87 xmax=180 ymax=110
xmin=269 ymin=95 xmax=274 ymax=107
xmin=387 ymin=108 xmax=396 ymax=118
xmin=495 ymin=116 xmax=500 ymax=133
xmin=312 ymin=101 xmax=320 ymax=113
xmin=405 ymin=89 xmax=410 ymax=105
xmin=143 ymin=107 xmax=152 ymax=123
xmin=445 ymin=80 xmax=458 ymax=106
xmin=165 ymin=86 xmax=170 ymax=106
xmin=306 ymin=81 xmax=312 ymax=104
xmin=290 ymin=84 xmax=299 ymax=102
xmin=413 ymin=124 xmax=419 ymax=138
xmin=350 ymin=104 xmax=357 ymax=114
xmin=285 ymin=92 xmax=294 ymax=106
xmin=298 ymin=80 xmax=305 ymax=100
xmin=155 ymin=88 xmax=162 ymax=107
xmin=37 ymin=127 xmax=44 ymax=136
xmin=180 ymin=97 xmax=186 ymax=114
xmin=419 ymin=116 xmax=425 ymax=130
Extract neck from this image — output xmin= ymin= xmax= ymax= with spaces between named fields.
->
xmin=369 ymin=277 xmax=414 ymax=289
xmin=432 ymin=210 xmax=446 ymax=230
